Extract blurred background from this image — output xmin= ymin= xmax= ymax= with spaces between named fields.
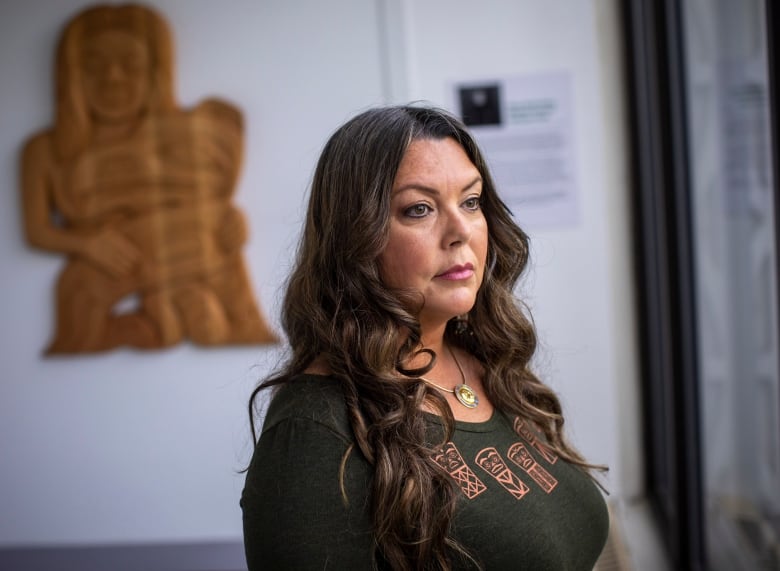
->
xmin=0 ymin=0 xmax=777 ymax=569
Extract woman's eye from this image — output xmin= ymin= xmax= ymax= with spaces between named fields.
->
xmin=403 ymin=204 xmax=432 ymax=218
xmin=463 ymin=196 xmax=482 ymax=211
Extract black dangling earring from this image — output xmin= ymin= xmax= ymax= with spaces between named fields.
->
xmin=454 ymin=314 xmax=470 ymax=336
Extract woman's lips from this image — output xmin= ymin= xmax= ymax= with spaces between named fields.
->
xmin=436 ymin=264 xmax=474 ymax=280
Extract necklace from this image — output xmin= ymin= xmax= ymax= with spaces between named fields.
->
xmin=420 ymin=346 xmax=480 ymax=409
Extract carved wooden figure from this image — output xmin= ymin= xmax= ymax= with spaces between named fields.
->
xmin=21 ymin=4 xmax=277 ymax=353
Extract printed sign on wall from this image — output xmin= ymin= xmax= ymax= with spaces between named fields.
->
xmin=450 ymin=72 xmax=579 ymax=230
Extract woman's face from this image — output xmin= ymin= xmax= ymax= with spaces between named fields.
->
xmin=80 ymin=30 xmax=150 ymax=122
xmin=378 ymin=137 xmax=489 ymax=331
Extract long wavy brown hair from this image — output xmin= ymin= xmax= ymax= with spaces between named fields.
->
xmin=249 ymin=105 xmax=602 ymax=569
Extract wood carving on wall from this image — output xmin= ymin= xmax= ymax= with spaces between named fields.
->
xmin=20 ymin=4 xmax=277 ymax=354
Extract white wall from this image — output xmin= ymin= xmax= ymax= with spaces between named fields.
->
xmin=0 ymin=0 xmax=638 ymax=549
xmin=0 ymin=0 xmax=386 ymax=546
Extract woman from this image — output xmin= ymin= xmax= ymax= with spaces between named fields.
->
xmin=242 ymin=106 xmax=608 ymax=569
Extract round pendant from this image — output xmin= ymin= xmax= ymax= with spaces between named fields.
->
xmin=454 ymin=384 xmax=479 ymax=409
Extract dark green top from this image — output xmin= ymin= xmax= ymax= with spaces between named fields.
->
xmin=242 ymin=375 xmax=608 ymax=570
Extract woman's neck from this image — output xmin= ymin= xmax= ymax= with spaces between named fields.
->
xmin=420 ymin=329 xmax=446 ymax=357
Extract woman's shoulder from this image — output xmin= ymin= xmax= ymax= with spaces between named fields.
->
xmin=261 ymin=374 xmax=350 ymax=438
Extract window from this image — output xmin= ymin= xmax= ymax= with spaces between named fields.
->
xmin=624 ymin=0 xmax=780 ymax=568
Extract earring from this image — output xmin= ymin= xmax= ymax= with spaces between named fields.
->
xmin=454 ymin=314 xmax=470 ymax=336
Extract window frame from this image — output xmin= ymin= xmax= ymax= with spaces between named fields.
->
xmin=622 ymin=0 xmax=706 ymax=567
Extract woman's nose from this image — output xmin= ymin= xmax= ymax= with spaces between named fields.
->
xmin=443 ymin=209 xmax=471 ymax=247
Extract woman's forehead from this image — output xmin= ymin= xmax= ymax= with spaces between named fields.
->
xmin=392 ymin=138 xmax=481 ymax=192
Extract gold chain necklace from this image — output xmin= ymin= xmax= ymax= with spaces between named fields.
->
xmin=420 ymin=345 xmax=480 ymax=409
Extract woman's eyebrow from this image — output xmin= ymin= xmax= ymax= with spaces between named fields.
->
xmin=392 ymin=176 xmax=482 ymax=196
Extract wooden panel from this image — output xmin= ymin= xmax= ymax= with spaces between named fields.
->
xmin=20 ymin=4 xmax=277 ymax=354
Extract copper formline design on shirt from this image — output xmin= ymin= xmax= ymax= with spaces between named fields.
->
xmin=419 ymin=345 xmax=480 ymax=409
